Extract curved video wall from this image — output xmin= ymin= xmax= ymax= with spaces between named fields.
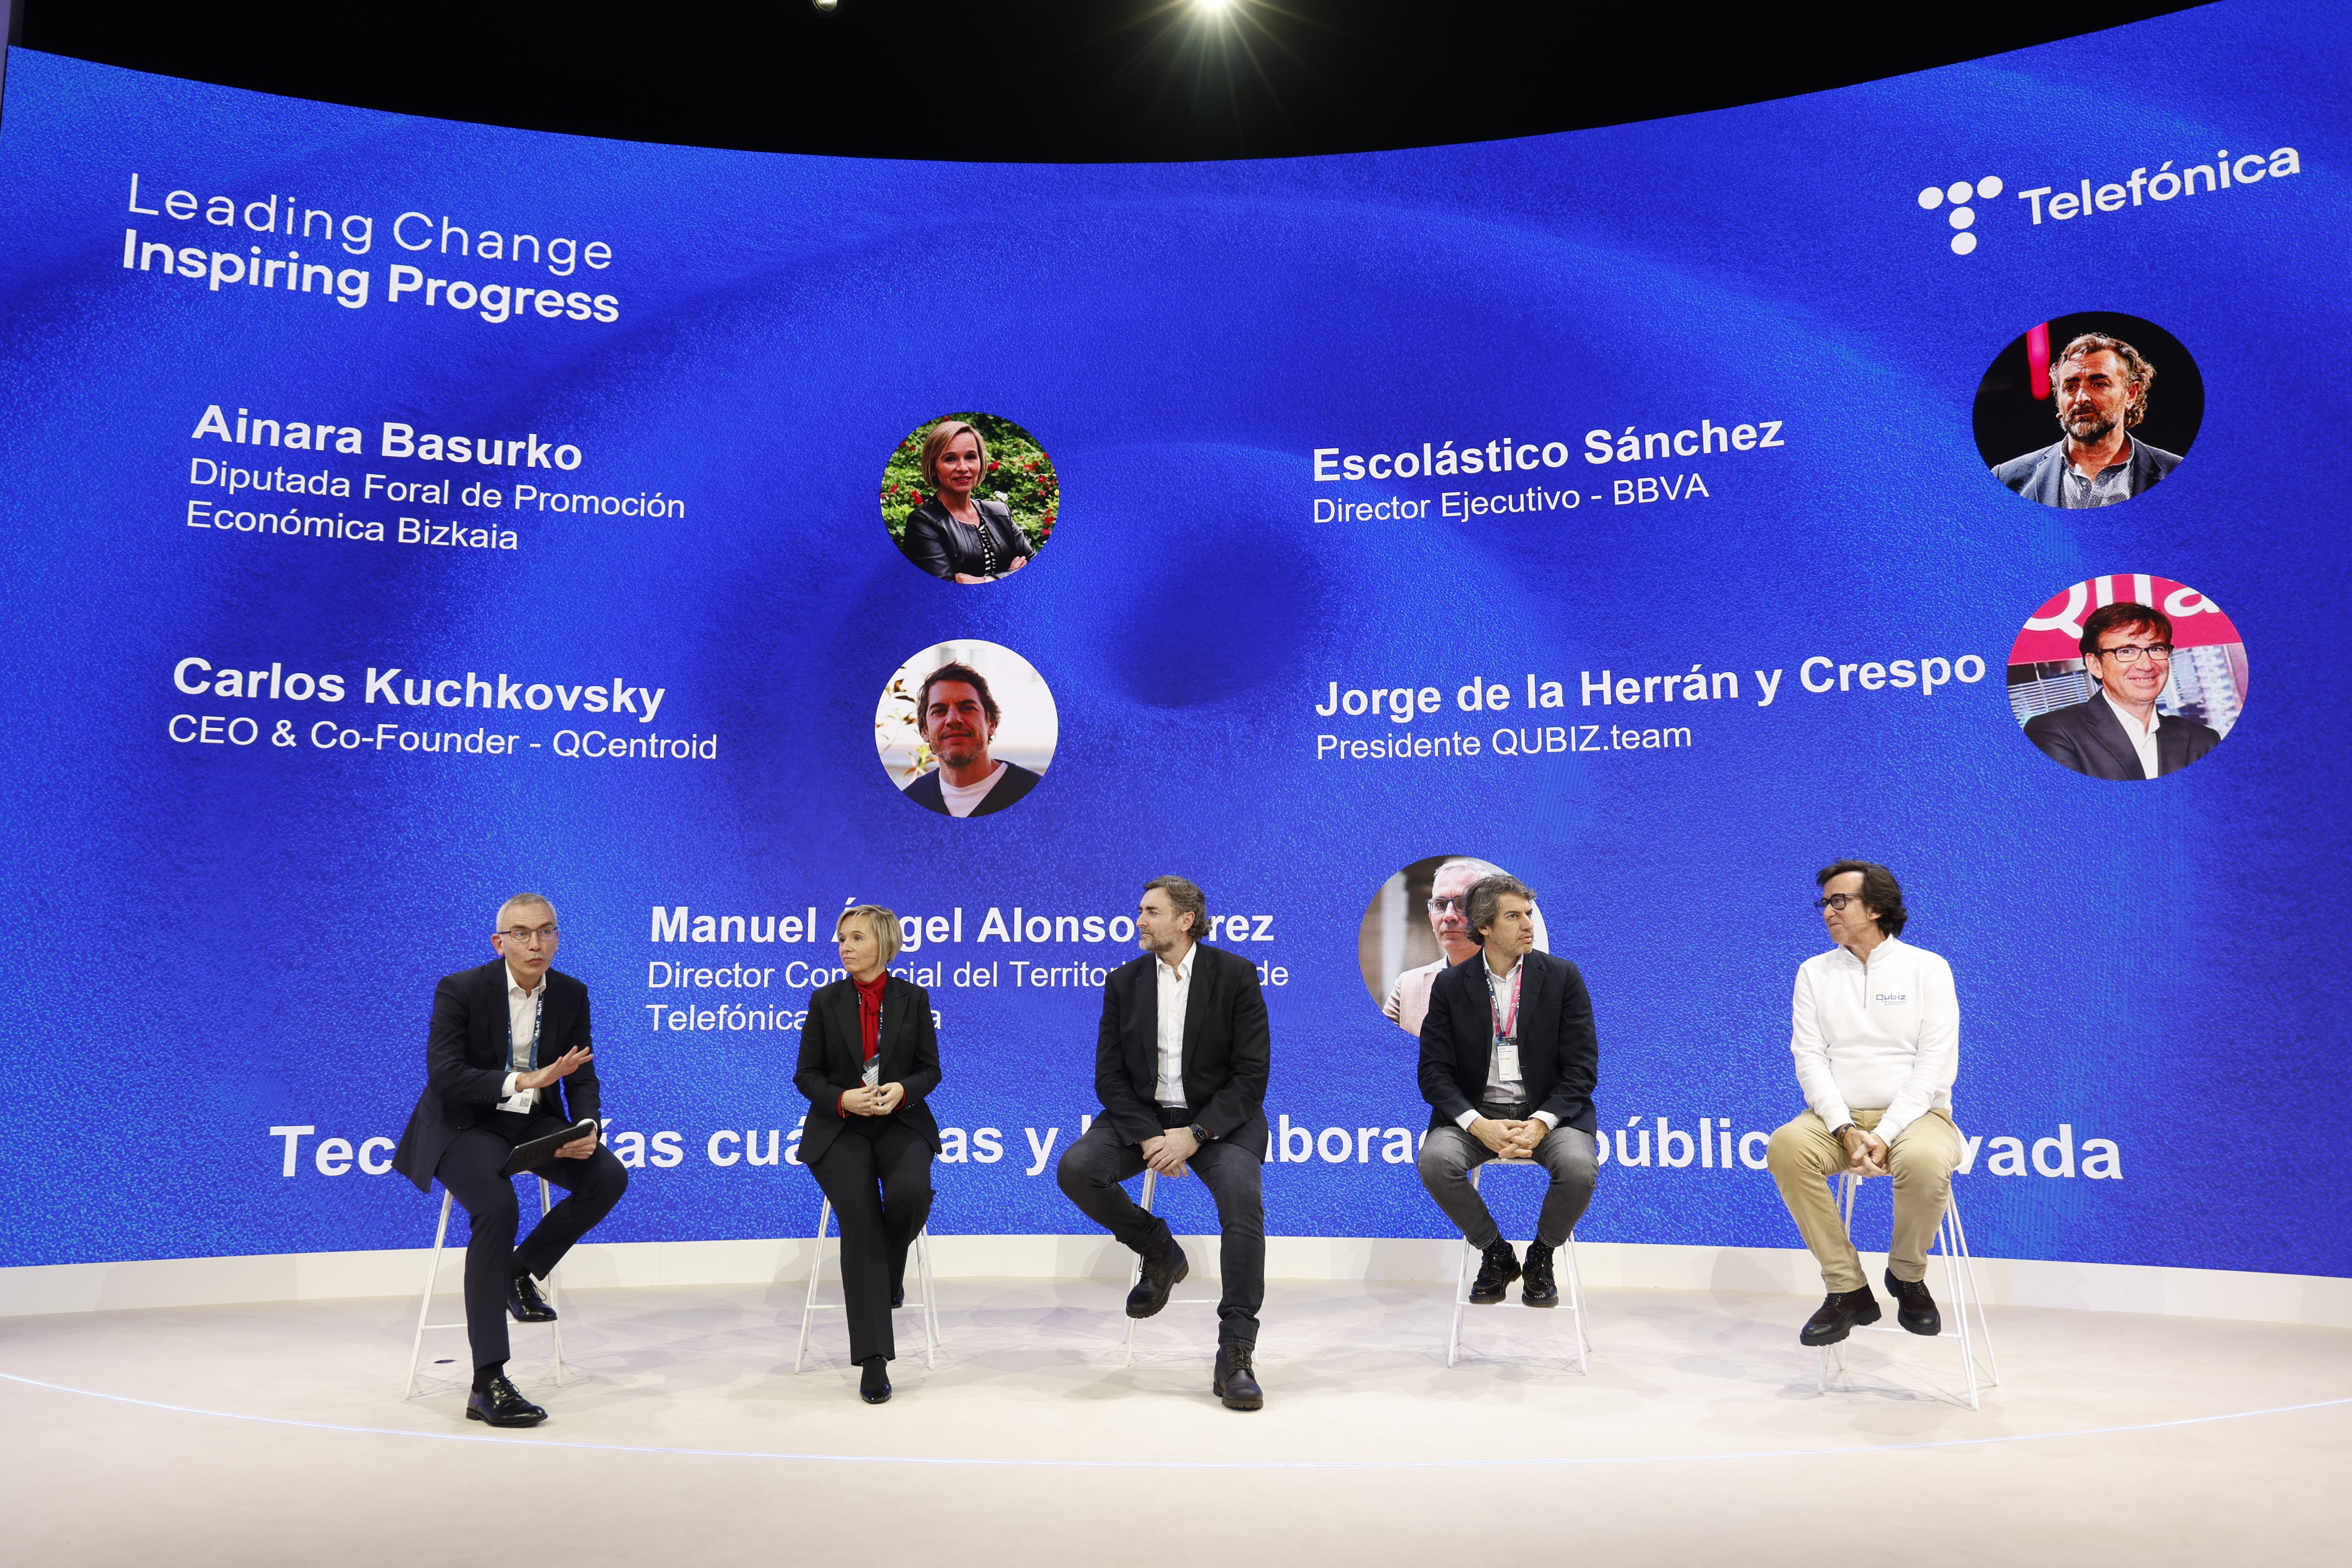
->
xmin=0 ymin=0 xmax=2344 ymax=1278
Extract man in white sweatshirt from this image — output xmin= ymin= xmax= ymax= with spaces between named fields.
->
xmin=1766 ymin=860 xmax=1964 ymax=1346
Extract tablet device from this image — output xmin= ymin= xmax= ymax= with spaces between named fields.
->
xmin=499 ymin=1118 xmax=599 ymax=1178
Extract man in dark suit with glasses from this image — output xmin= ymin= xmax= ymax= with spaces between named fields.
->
xmin=2024 ymin=602 xmax=2221 ymax=780
xmin=392 ymin=893 xmax=629 ymax=1427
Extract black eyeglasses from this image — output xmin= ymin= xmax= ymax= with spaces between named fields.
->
xmin=1426 ymin=897 xmax=1467 ymax=914
xmin=2094 ymin=643 xmax=2174 ymax=664
xmin=1811 ymin=895 xmax=1864 ymax=912
xmin=499 ymin=925 xmax=559 ymax=944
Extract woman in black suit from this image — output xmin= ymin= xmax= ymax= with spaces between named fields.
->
xmin=898 ymin=419 xmax=1033 ymax=583
xmin=795 ymin=904 xmax=942 ymax=1404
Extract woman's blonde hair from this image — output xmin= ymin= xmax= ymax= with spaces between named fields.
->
xmin=836 ymin=904 xmax=903 ymax=965
xmin=919 ymin=419 xmax=987 ymax=489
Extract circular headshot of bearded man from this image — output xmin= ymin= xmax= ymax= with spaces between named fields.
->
xmin=1974 ymin=315 xmax=2203 ymax=510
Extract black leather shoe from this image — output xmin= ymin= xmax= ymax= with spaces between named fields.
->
xmin=1799 ymin=1287 xmax=1882 ymax=1346
xmin=1212 ymin=1343 xmax=1263 ymax=1411
xmin=1468 ymin=1239 xmax=1521 ymax=1305
xmin=858 ymin=1357 xmax=892 ymax=1405
xmin=507 ymin=1271 xmax=557 ymax=1323
xmin=465 ymin=1371 xmax=547 ymax=1427
xmin=1521 ymin=1241 xmax=1560 ymax=1307
xmin=1126 ymin=1237 xmax=1189 ymax=1319
xmin=1885 ymin=1269 xmax=1942 ymax=1336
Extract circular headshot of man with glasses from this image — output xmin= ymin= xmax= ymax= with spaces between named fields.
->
xmin=1357 ymin=856 xmax=1549 ymax=1035
xmin=2007 ymin=575 xmax=2248 ymax=780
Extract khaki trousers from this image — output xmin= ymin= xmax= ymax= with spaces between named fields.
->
xmin=1766 ymin=1107 xmax=1962 ymax=1293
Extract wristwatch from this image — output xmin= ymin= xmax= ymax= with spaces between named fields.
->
xmin=1831 ymin=1122 xmax=1858 ymax=1138
xmin=1189 ymin=1123 xmax=1213 ymax=1143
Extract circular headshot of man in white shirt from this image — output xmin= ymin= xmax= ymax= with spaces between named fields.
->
xmin=1358 ymin=855 xmax=1548 ymax=1036
xmin=876 ymin=639 xmax=1058 ymax=817
xmin=2007 ymin=575 xmax=2247 ymax=781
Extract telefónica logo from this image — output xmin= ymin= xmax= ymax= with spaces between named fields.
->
xmin=1918 ymin=176 xmax=2004 ymax=254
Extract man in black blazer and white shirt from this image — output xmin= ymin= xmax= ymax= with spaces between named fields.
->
xmin=1417 ymin=875 xmax=1600 ymax=1309
xmin=392 ymin=893 xmax=628 ymax=1428
xmin=2022 ymin=601 xmax=2221 ymax=780
xmin=1056 ymin=876 xmax=1272 ymax=1409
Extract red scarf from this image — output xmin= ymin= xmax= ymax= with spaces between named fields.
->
xmin=855 ymin=973 xmax=887 ymax=1062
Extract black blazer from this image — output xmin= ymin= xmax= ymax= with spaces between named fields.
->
xmin=902 ymin=760 xmax=1042 ymax=817
xmin=392 ymin=960 xmax=600 ymax=1192
xmin=2023 ymin=695 xmax=2220 ymax=780
xmin=794 ymin=975 xmax=942 ymax=1166
xmin=900 ymin=497 xmax=1032 ymax=581
xmin=1418 ymin=948 xmax=1598 ymax=1135
xmin=1093 ymin=944 xmax=1270 ymax=1157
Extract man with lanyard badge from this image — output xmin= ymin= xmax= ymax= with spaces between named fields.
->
xmin=1416 ymin=875 xmax=1601 ymax=1308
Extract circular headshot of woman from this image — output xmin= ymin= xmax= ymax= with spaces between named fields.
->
xmin=1357 ymin=856 xmax=1548 ymax=1036
xmin=2007 ymin=574 xmax=2247 ymax=781
xmin=1973 ymin=312 xmax=2203 ymax=510
xmin=875 ymin=639 xmax=1059 ymax=818
xmin=880 ymin=412 xmax=1060 ymax=584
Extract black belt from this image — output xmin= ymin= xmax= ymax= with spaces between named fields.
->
xmin=1156 ymin=1106 xmax=1196 ymax=1129
xmin=1478 ymin=1100 xmax=1531 ymax=1119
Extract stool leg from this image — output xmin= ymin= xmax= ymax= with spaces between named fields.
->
xmin=405 ymin=1189 xmax=455 ymax=1398
xmin=796 ymin=1198 xmax=831 ymax=1374
xmin=1946 ymin=1196 xmax=2000 ymax=1385
xmin=1446 ymin=1163 xmax=1484 ymax=1368
xmin=1938 ymin=1206 xmax=1978 ymax=1410
xmin=539 ymin=1177 xmax=568 ymax=1387
xmin=1564 ymin=1233 xmax=1590 ymax=1372
xmin=916 ymin=1228 xmax=938 ymax=1370
xmin=1121 ymin=1169 xmax=1157 ymax=1367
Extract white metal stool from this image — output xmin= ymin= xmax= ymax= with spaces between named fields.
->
xmin=1816 ymin=1172 xmax=1999 ymax=1408
xmin=1120 ymin=1167 xmax=1225 ymax=1365
xmin=1446 ymin=1158 xmax=1591 ymax=1370
xmin=405 ymin=1178 xmax=570 ymax=1397
xmin=794 ymin=1197 xmax=941 ymax=1372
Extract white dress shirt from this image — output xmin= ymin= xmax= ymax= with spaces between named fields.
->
xmin=938 ymin=761 xmax=1009 ymax=817
xmin=1454 ymin=953 xmax=1559 ymax=1131
xmin=1790 ymin=935 xmax=1956 ymax=1145
xmin=1154 ymin=944 xmax=1194 ymax=1108
xmin=497 ymin=967 xmax=545 ymax=1114
xmin=2102 ymin=691 xmax=2162 ymax=779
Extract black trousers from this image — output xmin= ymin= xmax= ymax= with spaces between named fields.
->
xmin=806 ymin=1118 xmax=935 ymax=1364
xmin=435 ymin=1110 xmax=629 ymax=1371
xmin=1055 ymin=1116 xmax=1264 ymax=1347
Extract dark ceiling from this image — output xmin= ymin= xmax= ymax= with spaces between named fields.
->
xmin=19 ymin=1 xmax=2207 ymax=163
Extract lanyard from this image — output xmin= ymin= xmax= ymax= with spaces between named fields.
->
xmin=1485 ymin=963 xmax=1522 ymax=1043
xmin=510 ymin=985 xmax=544 ymax=1075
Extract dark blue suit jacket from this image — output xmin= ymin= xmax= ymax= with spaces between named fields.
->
xmin=1992 ymin=435 xmax=2180 ymax=506
xmin=902 ymin=760 xmax=1041 ymax=817
xmin=2023 ymin=695 xmax=2219 ymax=780
xmin=1418 ymin=947 xmax=1598 ymax=1134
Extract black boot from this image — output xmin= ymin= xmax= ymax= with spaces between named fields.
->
xmin=858 ymin=1356 xmax=892 ymax=1405
xmin=1800 ymin=1287 xmax=1882 ymax=1346
xmin=1127 ymin=1236 xmax=1190 ymax=1319
xmin=1520 ymin=1241 xmax=1560 ymax=1307
xmin=1884 ymin=1269 xmax=1942 ymax=1336
xmin=1468 ymin=1238 xmax=1521 ymax=1305
xmin=1212 ymin=1343 xmax=1263 ymax=1410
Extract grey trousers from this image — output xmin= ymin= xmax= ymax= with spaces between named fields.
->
xmin=1418 ymin=1111 xmax=1598 ymax=1249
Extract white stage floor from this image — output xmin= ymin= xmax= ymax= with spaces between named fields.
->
xmin=5 ymin=1277 xmax=2347 ymax=1564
